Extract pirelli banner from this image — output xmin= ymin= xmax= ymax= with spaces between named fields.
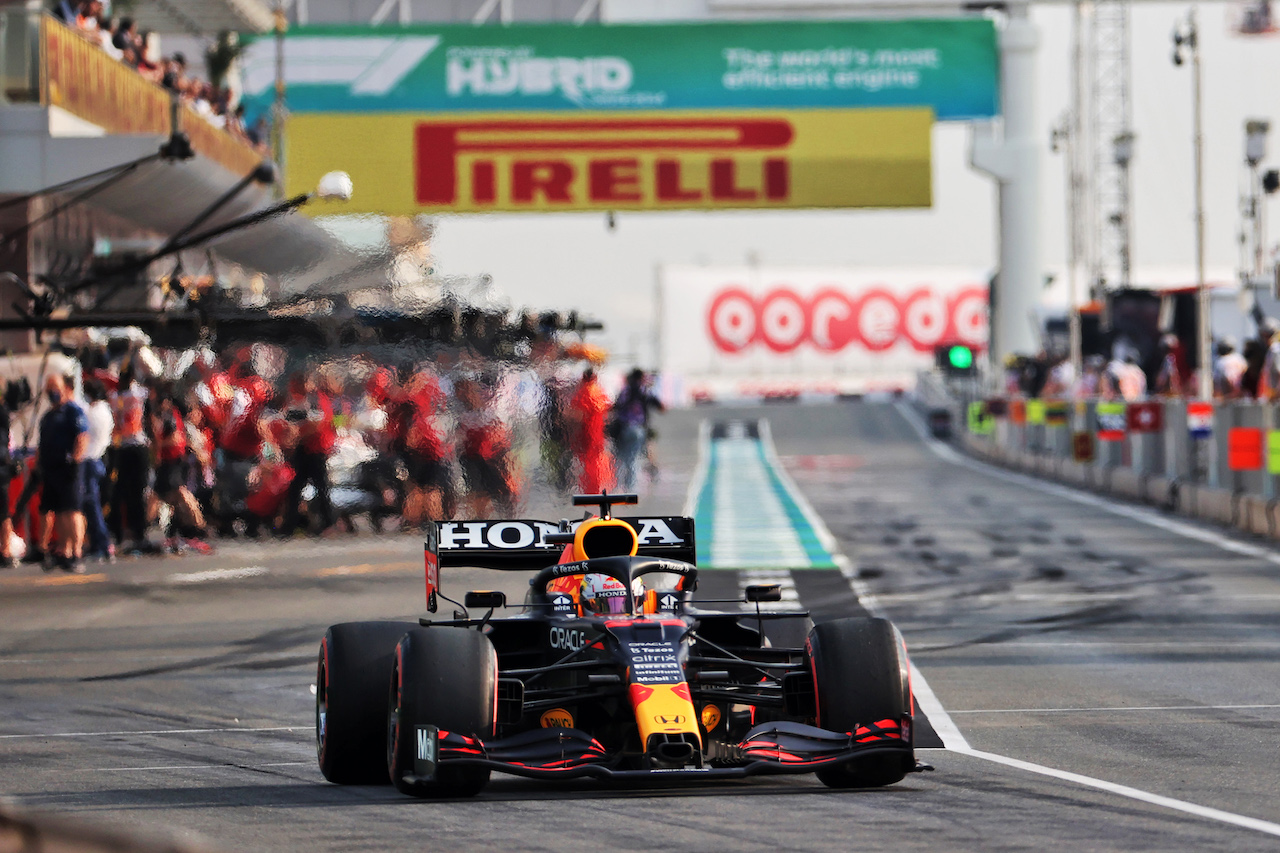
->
xmin=243 ymin=19 xmax=999 ymax=214
xmin=287 ymin=108 xmax=931 ymax=213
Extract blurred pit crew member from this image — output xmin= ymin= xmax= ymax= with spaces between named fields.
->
xmin=456 ymin=376 xmax=515 ymax=517
xmin=610 ymin=368 xmax=664 ymax=492
xmin=568 ymin=368 xmax=613 ymax=495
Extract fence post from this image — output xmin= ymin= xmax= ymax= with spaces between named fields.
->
xmin=1267 ymin=402 xmax=1277 ymax=502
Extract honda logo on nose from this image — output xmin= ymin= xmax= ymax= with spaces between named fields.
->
xmin=654 ymin=714 xmax=686 ymax=725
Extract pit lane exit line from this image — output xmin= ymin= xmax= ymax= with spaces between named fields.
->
xmin=686 ymin=419 xmax=836 ymax=569
xmin=895 ymin=400 xmax=1280 ymax=840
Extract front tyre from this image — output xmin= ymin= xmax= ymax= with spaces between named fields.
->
xmin=387 ymin=626 xmax=496 ymax=798
xmin=317 ymin=621 xmax=418 ymax=784
xmin=807 ymin=617 xmax=913 ymax=789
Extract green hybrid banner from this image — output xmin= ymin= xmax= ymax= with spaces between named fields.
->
xmin=240 ymin=18 xmax=999 ymax=120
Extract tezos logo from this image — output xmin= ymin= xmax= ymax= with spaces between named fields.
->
xmin=550 ymin=626 xmax=586 ymax=651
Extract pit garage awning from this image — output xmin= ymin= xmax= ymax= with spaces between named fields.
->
xmin=40 ymin=133 xmax=355 ymax=279
xmin=125 ymin=0 xmax=275 ymax=36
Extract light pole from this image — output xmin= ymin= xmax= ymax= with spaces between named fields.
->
xmin=1174 ymin=9 xmax=1211 ymax=400
xmin=272 ymin=1 xmax=288 ymax=196
xmin=1245 ymin=120 xmax=1270 ymax=280
xmin=1051 ymin=113 xmax=1083 ymax=382
xmin=1112 ymin=130 xmax=1136 ymax=288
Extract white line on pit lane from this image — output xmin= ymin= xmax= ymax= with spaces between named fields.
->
xmin=949 ymin=703 xmax=1280 ymax=715
xmin=958 ymin=748 xmax=1280 ymax=838
xmin=895 ymin=401 xmax=1280 ymax=567
xmin=0 ymin=725 xmax=304 ymax=739
xmin=891 ymin=401 xmax=1280 ymax=839
xmin=919 ymin=640 xmax=1280 ymax=649
xmin=167 ymin=566 xmax=269 ymax=585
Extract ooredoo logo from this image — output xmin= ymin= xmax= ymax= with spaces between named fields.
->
xmin=707 ymin=285 xmax=987 ymax=355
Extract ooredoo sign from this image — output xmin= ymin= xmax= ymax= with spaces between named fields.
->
xmin=706 ymin=285 xmax=987 ymax=355
xmin=660 ymin=266 xmax=988 ymax=398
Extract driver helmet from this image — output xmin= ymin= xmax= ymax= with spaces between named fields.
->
xmin=579 ymin=573 xmax=644 ymax=616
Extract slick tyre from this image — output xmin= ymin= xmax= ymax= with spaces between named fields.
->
xmin=317 ymin=621 xmax=418 ymax=785
xmin=807 ymin=617 xmax=912 ymax=789
xmin=387 ymin=626 xmax=496 ymax=798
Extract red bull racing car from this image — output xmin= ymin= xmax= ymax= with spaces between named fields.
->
xmin=315 ymin=493 xmax=928 ymax=797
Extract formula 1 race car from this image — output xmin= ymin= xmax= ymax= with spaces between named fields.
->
xmin=315 ymin=492 xmax=926 ymax=797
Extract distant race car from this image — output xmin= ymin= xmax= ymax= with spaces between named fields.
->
xmin=315 ymin=492 xmax=929 ymax=797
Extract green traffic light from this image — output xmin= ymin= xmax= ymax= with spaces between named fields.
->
xmin=947 ymin=345 xmax=974 ymax=370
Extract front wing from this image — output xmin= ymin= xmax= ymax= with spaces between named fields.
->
xmin=402 ymin=720 xmax=925 ymax=784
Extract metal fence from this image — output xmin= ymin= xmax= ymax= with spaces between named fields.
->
xmin=963 ymin=398 xmax=1280 ymax=498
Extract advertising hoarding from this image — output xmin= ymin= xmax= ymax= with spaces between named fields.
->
xmin=659 ymin=265 xmax=988 ymax=399
xmin=242 ymin=19 xmax=998 ymax=120
xmin=284 ymin=107 xmax=932 ymax=214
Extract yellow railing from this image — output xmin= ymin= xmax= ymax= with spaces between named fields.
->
xmin=38 ymin=15 xmax=261 ymax=175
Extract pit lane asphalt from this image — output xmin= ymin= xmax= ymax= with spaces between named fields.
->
xmin=2 ymin=400 xmax=1279 ymax=851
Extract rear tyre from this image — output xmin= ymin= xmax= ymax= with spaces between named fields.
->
xmin=388 ymin=626 xmax=496 ymax=798
xmin=317 ymin=621 xmax=418 ymax=785
xmin=807 ymin=616 xmax=912 ymax=789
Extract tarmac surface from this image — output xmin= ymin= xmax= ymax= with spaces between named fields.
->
xmin=3 ymin=400 xmax=1280 ymax=851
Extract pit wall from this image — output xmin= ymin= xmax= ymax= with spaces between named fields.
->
xmin=956 ymin=396 xmax=1280 ymax=542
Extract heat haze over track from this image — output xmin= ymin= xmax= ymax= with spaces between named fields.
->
xmin=2 ymin=401 xmax=1279 ymax=850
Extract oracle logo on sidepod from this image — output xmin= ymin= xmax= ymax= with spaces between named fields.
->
xmin=706 ymin=285 xmax=988 ymax=354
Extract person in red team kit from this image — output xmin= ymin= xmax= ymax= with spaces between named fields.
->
xmin=152 ymin=395 xmax=208 ymax=548
xmin=456 ymin=375 xmax=515 ymax=517
xmin=397 ymin=370 xmax=454 ymax=527
xmin=568 ymin=368 xmax=613 ymax=495
xmin=216 ymin=365 xmax=271 ymax=537
xmin=280 ymin=371 xmax=336 ymax=536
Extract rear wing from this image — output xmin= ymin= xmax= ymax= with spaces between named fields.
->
xmin=428 ymin=516 xmax=696 ymax=573
xmin=423 ymin=516 xmax=695 ymax=612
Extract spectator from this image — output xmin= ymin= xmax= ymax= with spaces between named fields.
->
xmin=162 ymin=52 xmax=187 ymax=93
xmin=1102 ymin=347 xmax=1146 ymax=402
xmin=110 ymin=17 xmax=133 ymax=51
xmin=135 ymin=30 xmax=161 ymax=82
xmin=1155 ymin=334 xmax=1188 ymax=396
xmin=1213 ymin=338 xmax=1248 ymax=398
xmin=111 ymin=360 xmax=151 ymax=553
xmin=610 ymin=368 xmax=664 ymax=492
xmin=1243 ymin=337 xmax=1267 ymax=399
xmin=81 ymin=379 xmax=113 ymax=563
xmin=38 ymin=374 xmax=88 ymax=574
xmin=1040 ymin=355 xmax=1076 ymax=399
xmin=74 ymin=1 xmax=101 ymax=34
